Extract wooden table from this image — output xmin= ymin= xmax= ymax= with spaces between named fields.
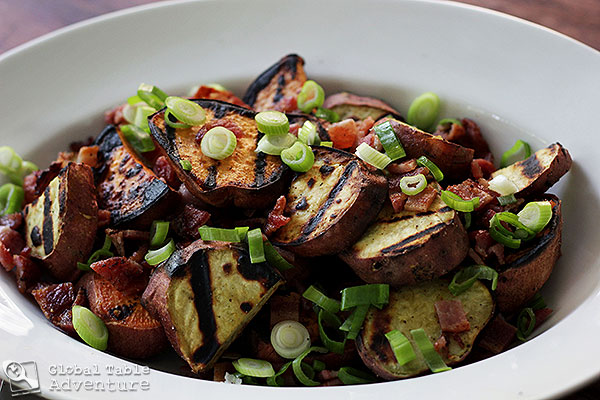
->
xmin=0 ymin=0 xmax=598 ymax=399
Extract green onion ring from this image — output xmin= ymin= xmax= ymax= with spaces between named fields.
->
xmin=144 ymin=239 xmax=175 ymax=266
xmin=449 ymin=265 xmax=498 ymax=296
xmin=302 ymin=285 xmax=341 ymax=314
xmin=406 ymin=92 xmax=441 ymax=131
xmin=516 ymin=307 xmax=536 ymax=341
xmin=318 ymin=309 xmax=346 ymax=354
xmin=165 ymin=96 xmax=207 ymax=126
xmin=291 ymin=346 xmax=328 ymax=386
xmin=280 ymin=141 xmax=315 ymax=172
xmin=164 ymin=110 xmax=191 ymax=129
xmin=399 ymin=174 xmax=427 ymax=196
xmin=416 ymin=156 xmax=444 ymax=181
xmin=297 ymin=80 xmax=325 ymax=113
xmin=340 ymin=284 xmax=389 ymax=311
xmin=410 ymin=328 xmax=451 ymax=373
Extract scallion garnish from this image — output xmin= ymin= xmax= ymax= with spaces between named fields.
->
xmin=406 ymin=92 xmax=441 ymax=131
xmin=338 ymin=367 xmax=377 ymax=385
xmin=72 ymin=305 xmax=109 ymax=351
xmin=180 ymin=159 xmax=192 ymax=171
xmin=517 ymin=201 xmax=552 ymax=233
xmin=255 ymin=111 xmax=290 ymax=136
xmin=77 ymin=234 xmax=113 ymax=271
xmin=416 ymin=156 xmax=444 ymax=181
xmin=489 ymin=225 xmax=521 ymax=249
xmin=291 ymin=346 xmax=328 ymax=386
xmin=488 ymin=174 xmax=518 ymax=196
xmin=449 ymin=265 xmax=498 ymax=296
xmin=298 ymin=120 xmax=321 ymax=146
xmin=263 ymin=241 xmax=294 ymax=271
xmin=516 ymin=307 xmax=536 ymax=341
xmin=247 ymin=228 xmax=266 ymax=263
xmin=165 ymin=96 xmax=206 ymax=126
xmin=266 ymin=362 xmax=292 ymax=387
xmin=437 ymin=118 xmax=462 ymax=127
xmin=302 ymin=285 xmax=341 ymax=314
xmin=297 ymin=80 xmax=325 ymax=113
xmin=312 ymin=360 xmax=326 ymax=373
xmin=232 ymin=358 xmax=275 ymax=378
xmin=0 ymin=184 xmax=24 ymax=216
xmin=463 ymin=212 xmax=472 ymax=229
xmin=340 ymin=284 xmax=389 ymax=311
xmin=498 ymin=194 xmax=517 ymax=206
xmin=314 ymin=107 xmax=340 ymax=123
xmin=355 ymin=143 xmax=392 ymax=170
xmin=318 ymin=309 xmax=346 ymax=354
xmin=137 ymin=83 xmax=168 ymax=110
xmin=280 ymin=141 xmax=315 ymax=172
xmin=373 ymin=121 xmax=406 ymax=161
xmin=385 ymin=330 xmax=416 ymax=366
xmin=528 ymin=293 xmax=547 ymax=311
xmin=198 ymin=226 xmax=242 ymax=242
xmin=127 ymin=95 xmax=143 ymax=105
xmin=149 ymin=220 xmax=169 ymax=248
xmin=320 ymin=141 xmax=333 ymax=147
xmin=121 ymin=124 xmax=156 ymax=153
xmin=490 ymin=211 xmax=536 ymax=244
xmin=441 ymin=190 xmax=479 ymax=212
xmin=200 ymin=126 xmax=237 ymax=160
xmin=501 ymin=139 xmax=532 ymax=167
xmin=255 ymin=133 xmax=297 ymax=156
xmin=144 ymin=239 xmax=175 ymax=266
xmin=165 ymin=110 xmax=191 ymax=129
xmin=399 ymin=174 xmax=427 ymax=196
xmin=122 ymin=104 xmax=138 ymax=124
xmin=134 ymin=105 xmax=156 ymax=132
xmin=410 ymin=328 xmax=451 ymax=373
xmin=340 ymin=304 xmax=369 ymax=340
xmin=0 ymin=146 xmax=38 ymax=185
xmin=270 ymin=320 xmax=311 ymax=359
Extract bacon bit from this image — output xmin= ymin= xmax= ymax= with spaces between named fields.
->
xmin=355 ymin=117 xmax=376 ymax=144
xmin=130 ymin=244 xmax=150 ymax=265
xmin=404 ymin=184 xmax=437 ymax=212
xmin=273 ymin=96 xmax=298 ymax=113
xmin=192 ymin=85 xmax=250 ymax=108
xmin=0 ymin=213 xmax=22 ymax=230
xmin=288 ymin=122 xmax=301 ymax=137
xmin=468 ymin=248 xmax=485 ymax=265
xmin=97 ymin=209 xmax=111 ymax=229
xmin=213 ymin=362 xmax=234 ymax=382
xmin=462 ymin=119 xmax=494 ymax=162
xmin=74 ymin=287 xmax=88 ymax=307
xmin=31 ymin=283 xmax=77 ymax=335
xmin=390 ymin=192 xmax=408 ymax=213
xmin=447 ymin=178 xmax=495 ymax=210
xmin=89 ymin=257 xmax=147 ymax=296
xmin=0 ymin=241 xmax=13 ymax=272
xmin=533 ymin=308 xmax=553 ymax=330
xmin=356 ymin=132 xmax=383 ymax=151
xmin=327 ymin=119 xmax=358 ymax=149
xmin=76 ymin=145 xmax=99 ymax=168
xmin=471 ymin=158 xmax=496 ymax=179
xmin=154 ymin=156 xmax=180 ymax=189
xmin=478 ymin=315 xmax=517 ymax=354
xmin=14 ymin=255 xmax=41 ymax=294
xmin=0 ymin=226 xmax=24 ymax=255
xmin=317 ymin=369 xmax=339 ymax=381
xmin=434 ymin=335 xmax=448 ymax=354
xmin=172 ymin=204 xmax=211 ymax=240
xmin=446 ymin=122 xmax=466 ymax=141
xmin=104 ymin=104 xmax=126 ymax=126
xmin=23 ymin=161 xmax=62 ymax=204
xmin=470 ymin=230 xmax=495 ymax=259
xmin=387 ymin=159 xmax=418 ymax=175
xmin=264 ymin=196 xmax=290 ymax=236
xmin=270 ymin=293 xmax=301 ymax=328
xmin=488 ymin=243 xmax=505 ymax=264
xmin=195 ymin=119 xmax=245 ymax=143
xmin=321 ymin=379 xmax=343 ymax=387
xmin=435 ymin=300 xmax=471 ymax=332
xmin=254 ymin=339 xmax=284 ymax=364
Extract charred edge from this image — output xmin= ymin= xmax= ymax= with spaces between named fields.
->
xmin=254 ymin=151 xmax=266 ymax=188
xmin=236 ymin=250 xmax=281 ymax=289
xmin=111 ymin=177 xmax=170 ymax=226
xmin=164 ymin=249 xmax=186 ymax=278
xmin=369 ymin=332 xmax=392 ymax=363
xmin=203 ymin=166 xmax=218 ymax=190
xmin=108 ymin=304 xmax=134 ymax=321
xmin=190 ymin=251 xmax=219 ymax=365
xmin=195 ymin=100 xmax=256 ymax=119
xmin=30 ymin=226 xmax=42 ymax=247
xmin=242 ymin=54 xmax=302 ymax=106
xmin=520 ymin=154 xmax=544 ymax=179
xmin=379 ymin=222 xmax=447 ymax=255
xmin=307 ymin=178 xmax=316 ymax=188
xmin=58 ymin=174 xmax=67 ymax=214
xmin=319 ymin=165 xmax=335 ymax=176
xmin=42 ymin=185 xmax=54 ymax=255
xmin=298 ymin=161 xmax=358 ymax=239
xmin=273 ymin=74 xmax=286 ymax=104
xmin=240 ymin=302 xmax=252 ymax=313
xmin=93 ymin=125 xmax=123 ymax=181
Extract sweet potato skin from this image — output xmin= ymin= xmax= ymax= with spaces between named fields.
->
xmin=322 ymin=92 xmax=403 ymax=121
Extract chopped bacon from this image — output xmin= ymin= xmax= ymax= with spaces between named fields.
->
xmin=192 ymin=85 xmax=250 ymax=108
xmin=467 ymin=248 xmax=485 ymax=265
xmin=89 ymin=257 xmax=147 ymax=296
xmin=288 ymin=122 xmax=301 ymax=137
xmin=23 ymin=161 xmax=62 ymax=204
xmin=106 ymin=229 xmax=150 ymax=256
xmin=488 ymin=243 xmax=505 ymax=264
xmin=172 ymin=204 xmax=211 ymax=240
xmin=327 ymin=119 xmax=358 ymax=149
xmin=389 ymin=192 xmax=408 ymax=213
xmin=387 ymin=159 xmax=418 ymax=175
xmin=447 ymin=178 xmax=495 ymax=210
xmin=14 ymin=255 xmax=41 ymax=294
xmin=212 ymin=362 xmax=234 ymax=382
xmin=533 ymin=308 xmax=553 ymax=330
xmin=270 ymin=292 xmax=300 ymax=328
xmin=254 ymin=339 xmax=284 ymax=364
xmin=274 ymin=96 xmax=298 ymax=113
xmin=0 ymin=241 xmax=13 ymax=272
xmin=130 ymin=244 xmax=150 ymax=265
xmin=195 ymin=119 xmax=245 ymax=142
xmin=154 ymin=156 xmax=180 ymax=189
xmin=434 ymin=335 xmax=448 ymax=354
xmin=69 ymin=137 xmax=94 ymax=153
xmin=435 ymin=300 xmax=470 ymax=332
xmin=104 ymin=104 xmax=126 ymax=126
xmin=0 ymin=226 xmax=24 ymax=255
xmin=470 ymin=230 xmax=495 ymax=259
xmin=76 ymin=145 xmax=99 ymax=168
xmin=471 ymin=158 xmax=496 ymax=179
xmin=0 ymin=213 xmax=22 ymax=230
xmin=321 ymin=379 xmax=343 ymax=387
xmin=31 ymin=283 xmax=77 ymax=335
xmin=355 ymin=117 xmax=376 ymax=144
xmin=404 ymin=184 xmax=438 ymax=212
xmin=264 ymin=196 xmax=290 ymax=235
xmin=317 ymin=369 xmax=338 ymax=381
xmin=478 ymin=315 xmax=517 ymax=354
xmin=462 ymin=119 xmax=494 ymax=162
xmin=356 ymin=132 xmax=383 ymax=151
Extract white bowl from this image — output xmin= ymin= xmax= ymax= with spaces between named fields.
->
xmin=1 ymin=0 xmax=599 ymax=399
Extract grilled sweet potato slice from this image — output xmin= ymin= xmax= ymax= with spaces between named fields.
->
xmin=322 ymin=92 xmax=402 ymax=121
xmin=94 ymin=125 xmax=177 ymax=228
xmin=243 ymin=54 xmax=306 ymax=112
xmin=81 ymin=272 xmax=167 ymax=359
xmin=357 ymin=280 xmax=494 ymax=380
xmin=271 ymin=147 xmax=387 ymax=256
xmin=387 ymin=119 xmax=474 ymax=179
xmin=149 ymin=100 xmax=289 ymax=208
xmin=23 ymin=163 xmax=97 ymax=282
xmin=141 ymin=240 xmax=284 ymax=373
xmin=490 ymin=143 xmax=572 ymax=197
xmin=340 ymin=194 xmax=468 ymax=286
xmin=495 ymin=196 xmax=562 ymax=313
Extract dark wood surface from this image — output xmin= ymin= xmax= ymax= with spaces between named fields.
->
xmin=0 ymin=0 xmax=598 ymax=399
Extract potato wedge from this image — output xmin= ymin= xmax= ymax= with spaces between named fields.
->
xmin=243 ymin=54 xmax=306 ymax=111
xmin=388 ymin=119 xmax=474 ymax=179
xmin=496 ymin=196 xmax=562 ymax=313
xmin=357 ymin=280 xmax=494 ymax=380
xmin=95 ymin=125 xmax=177 ymax=228
xmin=141 ymin=240 xmax=284 ymax=373
xmin=80 ymin=273 xmax=167 ymax=359
xmin=271 ymin=147 xmax=387 ymax=256
xmin=23 ymin=163 xmax=97 ymax=282
xmin=149 ymin=100 xmax=290 ymax=208
xmin=490 ymin=143 xmax=572 ymax=197
xmin=340 ymin=194 xmax=468 ymax=286
xmin=322 ymin=92 xmax=402 ymax=121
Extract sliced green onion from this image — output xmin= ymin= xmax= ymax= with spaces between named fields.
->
xmin=416 ymin=156 xmax=444 ymax=181
xmin=488 ymin=175 xmax=518 ymax=196
xmin=498 ymin=194 xmax=517 ymax=206
xmin=206 ymin=83 xmax=227 ymax=91
xmin=180 ymin=159 xmax=192 ymax=171
xmin=255 ymin=133 xmax=297 ymax=156
xmin=297 ymin=80 xmax=325 ymax=113
xmin=266 ymin=362 xmax=292 ymax=387
xmin=198 ymin=226 xmax=242 ymax=242
xmin=314 ymin=107 xmax=340 ymax=123
xmin=137 ymin=83 xmax=168 ymax=110
xmin=78 ymin=235 xmax=113 ymax=271
xmin=355 ymin=143 xmax=391 ymax=170
xmin=291 ymin=346 xmax=328 ymax=386
xmin=165 ymin=110 xmax=191 ymax=129
xmin=255 ymin=111 xmax=289 ymax=136
xmin=302 ymin=285 xmax=341 ymax=314
xmin=518 ymin=201 xmax=552 ymax=233
xmin=438 ymin=118 xmax=462 ymax=127
xmin=516 ymin=307 xmax=536 ymax=341
xmin=165 ymin=96 xmax=206 ymax=126
xmin=340 ymin=284 xmax=389 ymax=311
xmin=441 ymin=191 xmax=479 ymax=212
xmin=121 ymin=124 xmax=156 ymax=153
xmin=343 ymin=305 xmax=370 ymax=340
xmin=72 ymin=305 xmax=108 ymax=351
xmin=385 ymin=330 xmax=416 ymax=366
xmin=312 ymin=360 xmax=326 ymax=373
xmin=490 ymin=212 xmax=535 ymax=242
xmin=200 ymin=126 xmax=237 ymax=160
xmin=127 ymin=95 xmax=143 ymax=105
xmin=247 ymin=228 xmax=265 ymax=263
xmin=263 ymin=241 xmax=294 ymax=271
xmin=144 ymin=239 xmax=175 ymax=266
xmin=501 ymin=139 xmax=532 ymax=167
xmin=232 ymin=358 xmax=275 ymax=378
xmin=528 ymin=293 xmax=547 ymax=311
xmin=338 ymin=367 xmax=376 ymax=385
xmin=122 ymin=104 xmax=138 ymax=124
xmin=149 ymin=220 xmax=169 ymax=248
xmin=235 ymin=226 xmax=250 ymax=241
xmin=271 ymin=320 xmax=311 ymax=359
xmin=373 ymin=121 xmax=406 ymax=161
xmin=318 ymin=309 xmax=346 ymax=354
xmin=0 ymin=184 xmax=24 ymax=216
xmin=406 ymin=92 xmax=441 ymax=131
xmin=0 ymin=146 xmax=27 ymax=184
xmin=19 ymin=161 xmax=38 ymax=177
xmin=298 ymin=120 xmax=321 ymax=146
xmin=449 ymin=265 xmax=498 ymax=296
xmin=320 ymin=141 xmax=333 ymax=147
xmin=489 ymin=225 xmax=521 ymax=249
xmin=399 ymin=174 xmax=427 ymax=196
xmin=134 ymin=105 xmax=156 ymax=132
xmin=280 ymin=141 xmax=315 ymax=172
xmin=410 ymin=328 xmax=451 ymax=373
xmin=463 ymin=212 xmax=472 ymax=229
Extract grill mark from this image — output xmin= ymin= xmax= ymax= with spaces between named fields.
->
xmin=295 ymin=197 xmax=308 ymax=210
xmin=242 ymin=54 xmax=302 ymax=106
xmin=254 ymin=151 xmax=266 ymax=187
xmin=237 ymin=251 xmax=281 ymax=289
xmin=379 ymin=222 xmax=447 ymax=255
xmin=521 ymin=154 xmax=543 ymax=179
xmin=204 ymin=166 xmax=217 ymax=189
xmin=125 ymin=163 xmax=143 ymax=178
xmin=30 ymin=226 xmax=42 ymax=247
xmin=42 ymin=185 xmax=54 ymax=256
xmin=108 ymin=304 xmax=134 ymax=321
xmin=273 ymin=74 xmax=285 ymax=103
xmin=190 ymin=251 xmax=219 ymax=365
xmin=306 ymin=178 xmax=315 ymax=188
xmin=319 ymin=165 xmax=335 ymax=176
xmin=379 ymin=207 xmax=452 ymax=223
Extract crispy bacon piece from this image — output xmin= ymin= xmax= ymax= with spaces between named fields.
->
xmin=478 ymin=315 xmax=517 ymax=354
xmin=0 ymin=226 xmax=24 ymax=255
xmin=273 ymin=96 xmax=298 ymax=113
xmin=14 ymin=255 xmax=41 ymax=294
xmin=434 ymin=334 xmax=448 ymax=354
xmin=404 ymin=184 xmax=437 ymax=212
xmin=106 ymin=229 xmax=150 ymax=256
xmin=435 ymin=300 xmax=470 ymax=332
xmin=31 ymin=283 xmax=77 ymax=335
xmin=317 ymin=369 xmax=338 ymax=381
xmin=447 ymin=178 xmax=495 ymax=210
xmin=354 ymin=116 xmax=376 ymax=147
xmin=90 ymin=257 xmax=147 ymax=296
xmin=327 ymin=119 xmax=358 ymax=149
xmin=0 ymin=241 xmax=13 ymax=272
xmin=387 ymin=163 xmax=432 ymax=212
xmin=356 ymin=132 xmax=383 ymax=151
xmin=0 ymin=213 xmax=22 ymax=230
xmin=270 ymin=292 xmax=301 ymax=328
xmin=195 ymin=119 xmax=245 ymax=142
xmin=471 ymin=230 xmax=495 ymax=260
xmin=104 ymin=104 xmax=126 ymax=126
xmin=471 ymin=158 xmax=496 ymax=179
xmin=387 ymin=159 xmax=418 ymax=175
xmin=488 ymin=243 xmax=505 ymax=264
xmin=461 ymin=119 xmax=494 ymax=162
xmin=264 ymin=196 xmax=290 ymax=235
xmin=192 ymin=85 xmax=250 ymax=108
xmin=389 ymin=192 xmax=408 ymax=213
xmin=534 ymin=308 xmax=553 ymax=330
xmin=23 ymin=161 xmax=62 ymax=204
xmin=212 ymin=362 xmax=234 ymax=382
xmin=76 ymin=145 xmax=99 ymax=168
xmin=172 ymin=204 xmax=211 ymax=240
xmin=154 ymin=155 xmax=180 ymax=189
